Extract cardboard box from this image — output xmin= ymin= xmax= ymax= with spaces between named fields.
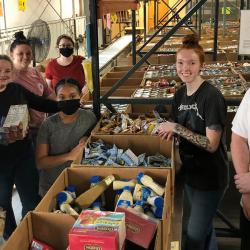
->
xmin=101 ymin=78 xmax=143 ymax=88
xmin=110 ymin=66 xmax=146 ymax=72
xmin=73 ymin=134 xmax=174 ymax=168
xmin=116 ymin=206 xmax=159 ymax=249
xmin=104 ymin=71 xmax=145 ymax=79
xmin=69 ymin=210 xmax=126 ymax=250
xmin=91 ymin=113 xmax=170 ymax=136
xmin=3 ymin=212 xmax=75 ymax=250
xmin=125 ymin=104 xmax=172 ymax=115
xmin=100 ymin=87 xmax=135 ymax=97
xmin=35 ymin=167 xmax=172 ymax=249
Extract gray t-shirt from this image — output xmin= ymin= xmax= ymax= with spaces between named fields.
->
xmin=37 ymin=109 xmax=97 ymax=196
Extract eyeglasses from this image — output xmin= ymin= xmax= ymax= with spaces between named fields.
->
xmin=58 ymin=44 xmax=73 ymax=48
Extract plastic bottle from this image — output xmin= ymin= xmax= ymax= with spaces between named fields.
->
xmin=92 ymin=201 xmax=102 ymax=211
xmin=114 ymin=189 xmax=123 ymax=206
xmin=137 ymin=172 xmax=165 ymax=196
xmin=133 ymin=200 xmax=144 ymax=213
xmin=113 ymin=179 xmax=136 ymax=190
xmin=90 ymin=176 xmax=105 ymax=207
xmin=116 ymin=186 xmax=133 ymax=209
xmin=57 ymin=191 xmax=79 ymax=216
xmin=75 ymin=175 xmax=115 ymax=208
xmin=144 ymin=205 xmax=155 ymax=218
xmin=151 ymin=206 xmax=163 ymax=219
xmin=65 ymin=184 xmax=76 ymax=199
xmin=147 ymin=196 xmax=164 ymax=208
xmin=133 ymin=183 xmax=157 ymax=202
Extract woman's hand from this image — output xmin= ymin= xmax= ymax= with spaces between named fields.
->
xmin=235 ymin=172 xmax=250 ymax=194
xmin=7 ymin=124 xmax=28 ymax=144
xmin=67 ymin=140 xmax=85 ymax=161
xmin=157 ymin=121 xmax=176 ymax=140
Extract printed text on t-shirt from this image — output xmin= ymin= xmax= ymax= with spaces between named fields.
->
xmin=178 ymin=103 xmax=204 ymax=120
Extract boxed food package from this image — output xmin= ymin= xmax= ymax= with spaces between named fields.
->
xmin=3 ymin=212 xmax=75 ymax=250
xmin=116 ymin=206 xmax=159 ymax=249
xmin=69 ymin=210 xmax=126 ymax=250
xmin=35 ymin=167 xmax=172 ymax=249
xmin=3 ymin=104 xmax=29 ymax=137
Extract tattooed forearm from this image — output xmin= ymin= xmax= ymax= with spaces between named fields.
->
xmin=173 ymin=124 xmax=213 ymax=152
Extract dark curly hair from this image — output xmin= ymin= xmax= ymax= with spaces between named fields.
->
xmin=10 ymin=31 xmax=31 ymax=52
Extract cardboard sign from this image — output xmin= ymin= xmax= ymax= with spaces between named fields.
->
xmin=18 ymin=0 xmax=26 ymax=11
xmin=0 ymin=0 xmax=3 ymax=16
xmin=239 ymin=10 xmax=250 ymax=55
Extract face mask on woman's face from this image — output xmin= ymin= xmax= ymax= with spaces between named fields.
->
xmin=57 ymin=99 xmax=80 ymax=115
xmin=59 ymin=48 xmax=74 ymax=58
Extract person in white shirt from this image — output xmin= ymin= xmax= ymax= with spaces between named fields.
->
xmin=231 ymin=89 xmax=250 ymax=250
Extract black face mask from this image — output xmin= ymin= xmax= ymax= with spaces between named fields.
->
xmin=59 ymin=47 xmax=74 ymax=57
xmin=58 ymin=99 xmax=80 ymax=115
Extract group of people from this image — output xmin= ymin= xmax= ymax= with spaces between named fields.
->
xmin=0 ymin=30 xmax=249 ymax=250
xmin=0 ymin=31 xmax=96 ymax=240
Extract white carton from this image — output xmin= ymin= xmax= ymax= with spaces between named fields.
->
xmin=3 ymin=105 xmax=29 ymax=136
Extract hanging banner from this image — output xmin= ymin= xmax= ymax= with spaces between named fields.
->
xmin=106 ymin=13 xmax=111 ymax=29
xmin=221 ymin=7 xmax=231 ymax=15
xmin=111 ymin=14 xmax=118 ymax=24
xmin=239 ymin=10 xmax=250 ymax=55
xmin=18 ymin=0 xmax=26 ymax=11
xmin=0 ymin=0 xmax=3 ymax=16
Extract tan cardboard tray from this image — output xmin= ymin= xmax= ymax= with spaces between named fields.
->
xmin=35 ymin=167 xmax=173 ymax=250
xmin=140 ymin=78 xmax=181 ymax=88
xmin=110 ymin=65 xmax=147 ymax=72
xmin=72 ymin=134 xmax=174 ymax=167
xmin=100 ymin=87 xmax=135 ymax=97
xmin=101 ymin=77 xmax=143 ymax=88
xmin=103 ymin=71 xmax=145 ymax=79
xmin=91 ymin=113 xmax=170 ymax=136
xmin=3 ymin=212 xmax=75 ymax=250
xmin=125 ymin=104 xmax=172 ymax=114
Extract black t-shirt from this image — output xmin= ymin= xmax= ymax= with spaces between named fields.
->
xmin=0 ymin=83 xmax=58 ymax=162
xmin=172 ymin=81 xmax=229 ymax=190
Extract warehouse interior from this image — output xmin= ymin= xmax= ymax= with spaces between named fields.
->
xmin=0 ymin=0 xmax=250 ymax=249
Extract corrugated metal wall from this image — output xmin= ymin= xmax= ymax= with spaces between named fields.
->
xmin=0 ymin=16 xmax=86 ymax=62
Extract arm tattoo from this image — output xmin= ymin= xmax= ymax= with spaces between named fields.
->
xmin=173 ymin=124 xmax=213 ymax=151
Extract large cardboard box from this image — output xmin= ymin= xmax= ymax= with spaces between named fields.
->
xmin=126 ymin=104 xmax=172 ymax=115
xmin=101 ymin=78 xmax=143 ymax=88
xmin=110 ymin=66 xmax=146 ymax=72
xmin=104 ymin=71 xmax=145 ymax=79
xmin=91 ymin=113 xmax=169 ymax=135
xmin=35 ymin=167 xmax=172 ymax=249
xmin=3 ymin=212 xmax=75 ymax=250
xmin=73 ymin=134 xmax=174 ymax=169
xmin=100 ymin=87 xmax=135 ymax=97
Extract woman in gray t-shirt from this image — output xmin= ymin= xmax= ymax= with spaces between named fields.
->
xmin=36 ymin=78 xmax=97 ymax=196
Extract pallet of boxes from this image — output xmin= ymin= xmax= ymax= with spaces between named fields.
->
xmin=3 ymin=108 xmax=176 ymax=250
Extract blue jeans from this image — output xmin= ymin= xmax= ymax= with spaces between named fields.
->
xmin=0 ymin=143 xmax=40 ymax=239
xmin=183 ymin=185 xmax=227 ymax=250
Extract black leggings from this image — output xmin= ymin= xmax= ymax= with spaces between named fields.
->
xmin=240 ymin=207 xmax=250 ymax=250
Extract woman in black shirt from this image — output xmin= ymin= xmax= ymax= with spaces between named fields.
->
xmin=0 ymin=55 xmax=59 ymax=239
xmin=158 ymin=35 xmax=229 ymax=250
